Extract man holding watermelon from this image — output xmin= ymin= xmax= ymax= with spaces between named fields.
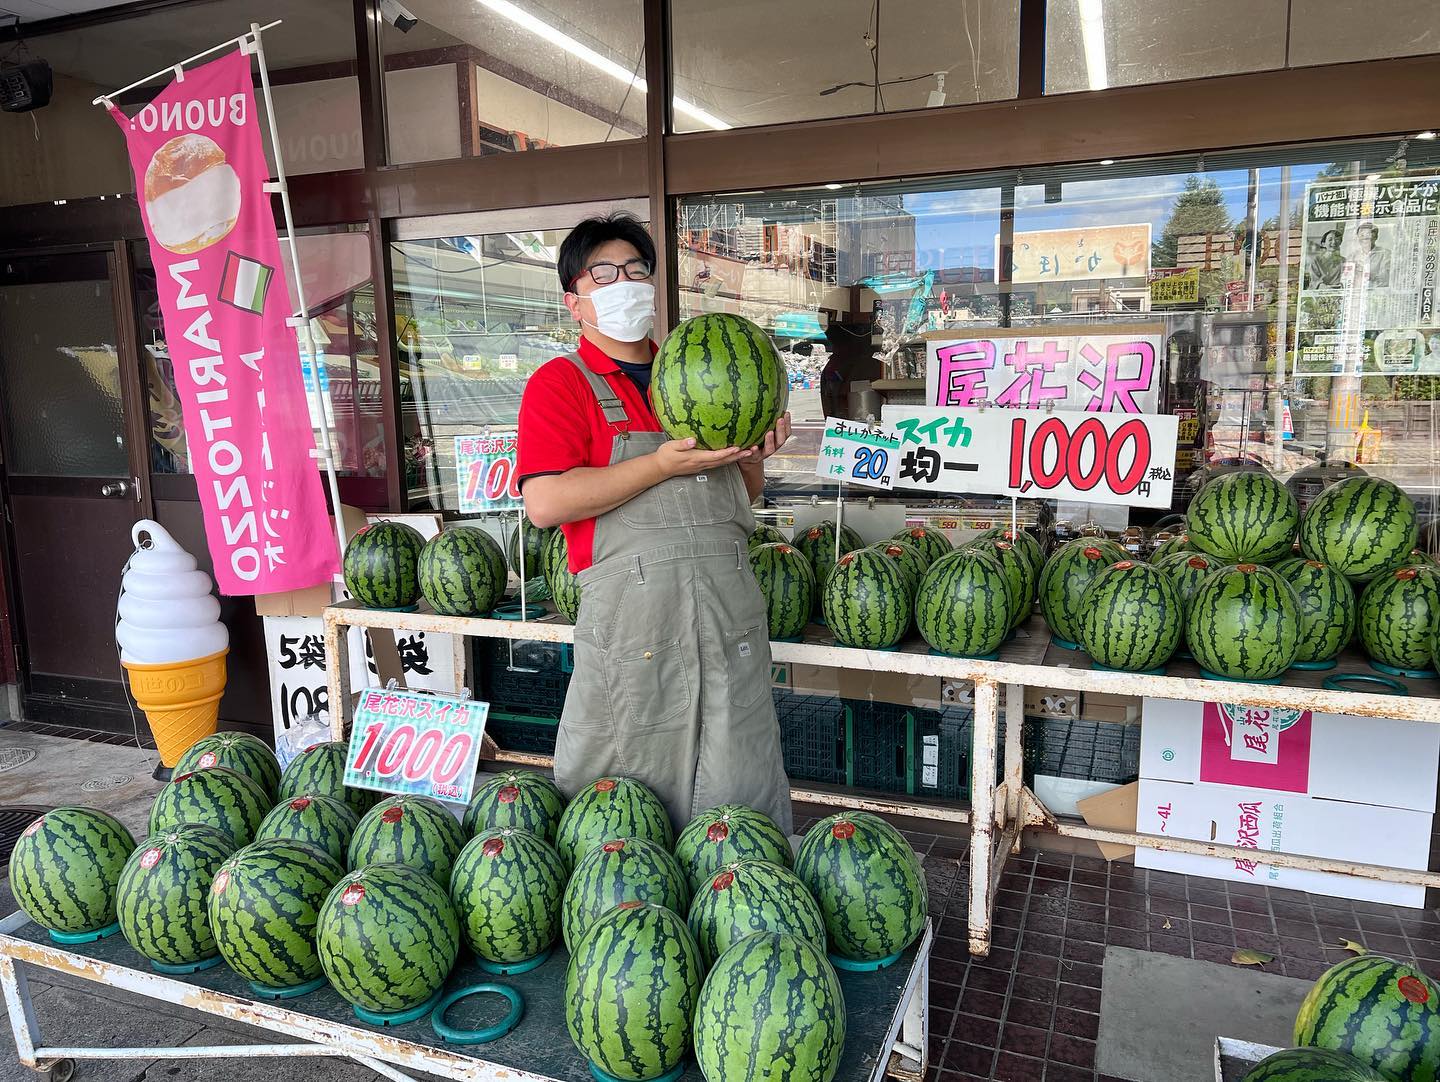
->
xmin=518 ymin=213 xmax=794 ymax=834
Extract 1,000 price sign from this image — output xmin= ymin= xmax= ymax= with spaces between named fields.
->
xmin=455 ymin=433 xmax=522 ymax=514
xmin=343 ymin=688 xmax=489 ymax=805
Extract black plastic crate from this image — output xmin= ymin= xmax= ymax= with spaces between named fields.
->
xmin=480 ymin=639 xmax=572 ymax=719
xmin=486 ymin=710 xmax=559 ymax=755
xmin=849 ymin=701 xmax=974 ymax=801
xmin=1026 ymin=716 xmax=1140 ymax=784
xmin=775 ymin=690 xmax=849 ymax=786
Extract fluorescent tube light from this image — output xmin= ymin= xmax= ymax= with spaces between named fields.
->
xmin=1078 ymin=0 xmax=1108 ymax=91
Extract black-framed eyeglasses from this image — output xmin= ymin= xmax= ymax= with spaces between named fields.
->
xmin=570 ymin=259 xmax=653 ymax=288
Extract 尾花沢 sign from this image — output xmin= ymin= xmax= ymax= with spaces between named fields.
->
xmin=454 ymin=432 xmax=522 ymax=514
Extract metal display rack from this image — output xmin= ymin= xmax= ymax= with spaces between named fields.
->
xmin=323 ymin=601 xmax=1440 ymax=957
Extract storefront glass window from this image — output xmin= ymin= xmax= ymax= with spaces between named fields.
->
xmin=670 ymin=0 xmax=1019 ymax=133
xmin=381 ymin=1 xmax=645 ymax=165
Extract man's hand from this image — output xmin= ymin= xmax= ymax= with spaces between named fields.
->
xmin=653 ymin=437 xmax=750 ymax=479
xmin=739 ymin=412 xmax=793 ymax=465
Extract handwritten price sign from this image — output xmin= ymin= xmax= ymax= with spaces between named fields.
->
xmin=343 ymin=688 xmax=489 ymax=805
xmin=455 ymin=433 xmax=522 ymax=514
xmin=881 ymin=406 xmax=1178 ymax=508
xmin=815 ymin=416 xmax=900 ymax=490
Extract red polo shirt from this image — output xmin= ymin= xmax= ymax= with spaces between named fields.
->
xmin=517 ymin=336 xmax=662 ymax=573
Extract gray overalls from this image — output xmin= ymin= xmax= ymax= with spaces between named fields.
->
xmin=552 ymin=353 xmax=793 ymax=836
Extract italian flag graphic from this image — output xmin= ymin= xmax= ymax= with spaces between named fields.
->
xmin=218 ymin=252 xmax=274 ymax=315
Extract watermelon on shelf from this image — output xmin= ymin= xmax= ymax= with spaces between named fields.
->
xmin=317 ymin=862 xmax=460 ymax=1014
xmin=1038 ymin=538 xmax=1129 ymax=646
xmin=343 ymin=520 xmax=425 ymax=610
xmin=1186 ymin=564 xmax=1300 ymax=681
xmin=794 ymin=811 xmax=926 ymax=962
xmin=1186 ymin=471 xmax=1299 ymax=564
xmin=564 ymin=902 xmax=703 ymax=1082
xmin=1156 ymin=551 xmax=1220 ymax=616
xmin=748 ymin=522 xmax=789 ymax=551
xmin=543 ymin=527 xmax=583 ymax=624
xmin=1294 ymin=955 xmax=1440 ymax=1081
xmin=975 ymin=526 xmax=1044 ymax=581
xmin=462 ymin=770 xmax=566 ymax=843
xmin=417 ymin=526 xmax=506 ymax=617
xmin=1272 ymin=558 xmax=1357 ymax=666
xmin=116 ymin=824 xmax=236 ymax=968
xmin=1078 ymin=561 xmax=1182 ymax=673
xmin=915 ymin=548 xmax=1012 ymax=658
xmin=555 ymin=777 xmax=674 ymax=870
xmin=652 ymin=313 xmax=787 ymax=450
xmin=693 ymin=932 xmax=846 ymax=1082
xmin=821 ymin=548 xmax=910 ymax=649
xmin=796 ymin=520 xmax=865 ymax=592
xmin=748 ymin=542 xmax=817 ymax=640
xmin=561 ymin=837 xmax=690 ymax=951
xmin=9 ymin=807 xmax=136 ymax=936
xmin=975 ymin=538 xmax=1037 ymax=630
xmin=149 ymin=766 xmax=269 ymax=847
xmin=867 ymin=540 xmax=928 ymax=598
xmin=687 ymin=859 xmax=826 ymax=969
xmin=450 ymin=827 xmax=567 ymax=966
xmin=208 ymin=839 xmax=345 ymax=992
xmin=1241 ymin=1047 xmax=1384 ymax=1082
xmin=277 ymin=741 xmax=379 ymax=818
xmin=173 ymin=732 xmax=281 ymax=800
xmin=1300 ymin=476 xmax=1419 ymax=582
xmin=253 ymin=794 xmax=359 ymax=867
xmin=1149 ymin=532 xmax=1193 ymax=563
xmin=891 ymin=525 xmax=952 ymax=568
xmin=673 ymin=804 xmax=792 ymax=893
xmin=347 ymin=795 xmax=467 ymax=885
xmin=505 ymin=516 xmax=554 ymax=581
xmin=1358 ymin=565 xmax=1440 ymax=672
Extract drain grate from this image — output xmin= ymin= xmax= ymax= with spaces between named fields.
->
xmin=81 ymin=774 xmax=135 ymax=794
xmin=0 ymin=805 xmax=51 ymax=867
xmin=0 ymin=747 xmax=38 ymax=773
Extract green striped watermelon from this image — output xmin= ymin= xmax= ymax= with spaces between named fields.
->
xmin=1186 ymin=564 xmax=1299 ymax=680
xmin=1242 ymin=1048 xmax=1384 ymax=1081
xmin=1294 ymin=955 xmax=1440 ymax=1081
xmin=652 ymin=313 xmax=787 ymax=450
xmin=277 ymin=742 xmax=378 ymax=818
xmin=1272 ymin=558 xmax=1356 ymax=666
xmin=317 ymin=862 xmax=460 ymax=1014
xmin=562 ymin=837 xmax=690 ymax=951
xmin=1156 ymin=551 xmax=1220 ymax=652
xmin=693 ymin=932 xmax=845 ymax=1082
xmin=462 ymin=770 xmax=566 ymax=843
xmin=749 ymin=523 xmax=789 ymax=551
xmin=348 ymin=795 xmax=467 ymax=885
xmin=673 ymin=804 xmax=792 ymax=893
xmin=892 ymin=525 xmax=952 ymax=568
xmin=555 ymin=776 xmax=674 ymax=870
xmin=1386 ymin=548 xmax=1440 ymax=574
xmin=543 ymin=527 xmax=582 ymax=623
xmin=867 ymin=540 xmax=928 ymax=598
xmin=9 ymin=807 xmax=135 ymax=935
xmin=1300 ymin=477 xmax=1419 ymax=582
xmin=1149 ymin=532 xmax=1193 ymax=563
xmin=343 ymin=520 xmax=425 ymax=609
xmin=796 ymin=520 xmax=865 ymax=594
xmin=506 ymin=516 xmax=554 ymax=580
xmin=794 ymin=811 xmax=925 ymax=962
xmin=116 ymin=824 xmax=235 ymax=967
xmin=1078 ymin=561 xmax=1182 ymax=672
xmin=208 ymin=839 xmax=345 ymax=991
xmin=976 ymin=538 xmax=1036 ymax=630
xmin=749 ymin=542 xmax=817 ymax=640
xmin=915 ymin=548 xmax=1012 ymax=658
xmin=1358 ymin=565 xmax=1440 ymax=672
xmin=418 ymin=526 xmax=506 ymax=617
xmin=149 ymin=766 xmax=269 ymax=846
xmin=821 ymin=548 xmax=909 ymax=649
xmin=450 ymin=827 xmax=567 ymax=965
xmin=976 ymin=526 xmax=1044 ymax=581
xmin=253 ymin=794 xmax=358 ymax=866
xmin=174 ymin=733 xmax=280 ymax=801
xmin=1187 ymin=472 xmax=1299 ymax=564
xmin=687 ymin=859 xmax=825 ymax=969
xmin=1038 ymin=539 xmax=1129 ymax=645
xmin=564 ymin=902 xmax=703 ymax=1081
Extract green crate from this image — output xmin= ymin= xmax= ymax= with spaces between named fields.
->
xmin=847 ymin=701 xmax=972 ymax=801
xmin=775 ymin=691 xmax=849 ymax=786
xmin=486 ymin=710 xmax=559 ymax=755
xmin=1025 ymin=716 xmax=1139 ymax=785
xmin=480 ymin=640 xmax=572 ymax=719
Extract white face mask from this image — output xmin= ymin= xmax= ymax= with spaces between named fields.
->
xmin=579 ymin=279 xmax=655 ymax=342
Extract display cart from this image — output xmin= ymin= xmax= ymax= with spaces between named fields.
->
xmin=323 ymin=600 xmax=1440 ymax=959
xmin=0 ymin=909 xmax=931 ymax=1082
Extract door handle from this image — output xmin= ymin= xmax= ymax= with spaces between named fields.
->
xmin=100 ymin=480 xmax=131 ymax=499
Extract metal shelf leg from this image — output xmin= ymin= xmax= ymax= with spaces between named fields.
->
xmin=968 ymin=679 xmax=999 ymax=956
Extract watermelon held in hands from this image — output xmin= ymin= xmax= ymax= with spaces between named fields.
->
xmin=506 ymin=515 xmax=554 ymax=580
xmin=450 ymin=827 xmax=567 ymax=966
xmin=1294 ymin=955 xmax=1440 ymax=1081
xmin=867 ymin=540 xmax=928 ymax=598
xmin=1241 ymin=1047 xmax=1385 ymax=1081
xmin=417 ymin=526 xmax=506 ymax=617
xmin=343 ymin=520 xmax=425 ymax=609
xmin=687 ymin=859 xmax=826 ymax=969
xmin=561 ymin=837 xmax=691 ymax=951
xmin=1185 ymin=563 xmax=1299 ymax=681
xmin=821 ymin=548 xmax=910 ymax=649
xmin=543 ymin=527 xmax=583 ymax=623
xmin=673 ymin=804 xmax=792 ymax=893
xmin=149 ymin=766 xmax=269 ymax=847
xmin=1358 ymin=565 xmax=1440 ymax=672
xmin=794 ymin=811 xmax=926 ymax=962
xmin=1038 ymin=538 xmax=1129 ymax=646
xmin=208 ymin=839 xmax=345 ymax=991
xmin=652 ymin=313 xmax=787 ymax=450
xmin=693 ymin=931 xmax=846 ymax=1082
xmin=9 ymin=807 xmax=136 ymax=936
xmin=462 ymin=770 xmax=566 ymax=843
xmin=1078 ymin=561 xmax=1182 ymax=673
xmin=748 ymin=522 xmax=789 ymax=551
xmin=116 ymin=823 xmax=236 ymax=968
xmin=915 ymin=548 xmax=1012 ymax=658
xmin=1186 ymin=471 xmax=1299 ymax=564
xmin=1272 ymin=557 xmax=1356 ymax=666
xmin=348 ymin=795 xmax=467 ymax=885
xmin=892 ymin=524 xmax=952 ymax=568
xmin=253 ymin=794 xmax=359 ymax=866
xmin=555 ymin=776 xmax=675 ymax=870
xmin=1300 ymin=476 xmax=1418 ymax=582
xmin=174 ymin=732 xmax=281 ymax=800
xmin=564 ymin=902 xmax=703 ymax=1082
xmin=748 ymin=542 xmax=817 ymax=640
xmin=277 ymin=741 xmax=378 ymax=818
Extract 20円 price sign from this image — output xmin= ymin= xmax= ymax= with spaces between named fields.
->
xmin=344 ymin=688 xmax=490 ymax=805
xmin=881 ymin=406 xmax=1179 ymax=508
xmin=815 ymin=416 xmax=900 ymax=490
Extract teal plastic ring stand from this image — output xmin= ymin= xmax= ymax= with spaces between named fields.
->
xmin=431 ymin=983 xmax=523 ymax=1045
xmin=1324 ymin=672 xmax=1407 ymax=694
xmin=1093 ymin=662 xmax=1168 ymax=677
xmin=49 ymin=921 xmax=120 ymax=945
xmin=588 ymin=1063 xmax=684 ymax=1082
xmin=829 ymin=949 xmax=903 ymax=972
xmin=1198 ymin=668 xmax=1283 ymax=685
xmin=1370 ymin=660 xmax=1437 ymax=679
xmin=151 ymin=955 xmax=222 ymax=975
xmin=249 ymin=976 xmax=327 ymax=1000
xmin=494 ymin=602 xmax=546 ymax=620
xmin=476 ymin=946 xmax=551 ymax=976
xmin=1289 ymin=658 xmax=1338 ymax=671
xmin=353 ymin=989 xmax=442 ymax=1027
xmin=1050 ymin=636 xmax=1080 ymax=651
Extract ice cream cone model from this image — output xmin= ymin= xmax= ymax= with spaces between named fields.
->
xmin=117 ymin=521 xmax=230 ymax=767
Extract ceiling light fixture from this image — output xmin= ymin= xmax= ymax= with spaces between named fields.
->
xmin=825 ymin=183 xmax=844 ymax=190
xmin=1417 ymin=131 xmax=1438 ymax=140
xmin=1099 ymin=158 xmax=1115 ymax=165
xmin=1077 ymin=0 xmax=1108 ymax=91
xmin=473 ymin=0 xmax=730 ymax=130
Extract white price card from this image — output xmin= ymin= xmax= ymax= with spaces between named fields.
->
xmin=815 ymin=416 xmax=900 ymax=490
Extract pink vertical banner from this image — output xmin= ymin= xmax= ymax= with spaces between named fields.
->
xmin=107 ymin=49 xmax=337 ymax=595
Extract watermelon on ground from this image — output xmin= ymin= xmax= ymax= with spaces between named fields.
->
xmin=173 ymin=733 xmax=280 ymax=800
xmin=418 ymin=526 xmax=506 ymax=617
xmin=1241 ymin=1047 xmax=1384 ymax=1081
xmin=506 ymin=516 xmax=554 ymax=581
xmin=693 ymin=932 xmax=846 ymax=1082
xmin=821 ymin=548 xmax=909 ymax=649
xmin=1186 ymin=564 xmax=1300 ymax=681
xmin=1358 ymin=565 xmax=1440 ymax=672
xmin=1294 ymin=955 xmax=1440 ymax=1081
xmin=749 ymin=542 xmax=817 ymax=640
xmin=462 ymin=770 xmax=566 ymax=843
xmin=796 ymin=520 xmax=866 ymax=596
xmin=9 ymin=807 xmax=136 ymax=935
xmin=564 ymin=902 xmax=703 ymax=1081
xmin=209 ymin=839 xmax=345 ymax=991
xmin=1186 ymin=471 xmax=1299 ymax=564
xmin=1272 ymin=557 xmax=1356 ymax=665
xmin=867 ymin=540 xmax=927 ymax=598
xmin=116 ymin=824 xmax=236 ymax=967
xmin=317 ymin=862 xmax=460 ymax=1014
xmin=915 ymin=548 xmax=1012 ymax=658
xmin=748 ymin=523 xmax=789 ymax=551
xmin=276 ymin=742 xmax=378 ymax=818
xmin=561 ymin=837 xmax=690 ymax=951
xmin=794 ymin=811 xmax=926 ymax=962
xmin=149 ymin=766 xmax=269 ymax=847
xmin=543 ymin=527 xmax=583 ymax=623
xmin=891 ymin=525 xmax=952 ymax=568
xmin=1038 ymin=538 xmax=1129 ymax=645
xmin=348 ymin=795 xmax=467 ymax=885
xmin=687 ymin=859 xmax=826 ymax=969
xmin=673 ymin=804 xmax=792 ymax=893
xmin=1300 ymin=476 xmax=1418 ymax=582
xmin=343 ymin=520 xmax=425 ymax=609
xmin=652 ymin=313 xmax=787 ymax=450
xmin=555 ymin=776 xmax=674 ymax=870
xmin=253 ymin=794 xmax=358 ymax=866
xmin=450 ymin=827 xmax=567 ymax=965
xmin=1078 ymin=561 xmax=1182 ymax=672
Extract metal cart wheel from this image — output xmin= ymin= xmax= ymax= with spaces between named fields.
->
xmin=39 ymin=1058 xmax=75 ymax=1082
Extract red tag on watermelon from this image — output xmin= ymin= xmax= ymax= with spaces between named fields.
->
xmin=839 ymin=553 xmax=855 ymax=566
xmin=289 ymin=797 xmax=311 ymax=811
xmin=595 ymin=780 xmax=617 ymax=793
xmin=1399 ymin=975 xmax=1430 ymax=1003
xmin=831 ymin=821 xmax=856 ymax=840
xmin=617 ymin=900 xmax=643 ymax=910
xmin=1237 ymin=563 xmax=1258 ymax=573
xmin=198 ymin=752 xmax=218 ymax=769
xmin=212 ymin=870 xmax=231 ymax=895
xmin=341 ymin=884 xmax=365 ymax=906
xmin=602 ymin=840 xmax=627 ymax=852
xmin=706 ymin=821 xmax=730 ymax=843
xmin=1397 ymin=567 xmax=1419 ymax=581
xmin=1082 ymin=547 xmax=1102 ymax=559
xmin=712 ymin=871 xmax=735 ymax=891
xmin=1187 ymin=556 xmax=1209 ymax=569
xmin=1114 ymin=561 xmax=1135 ymax=570
xmin=1306 ymin=560 xmax=1325 ymax=569
xmin=497 ymin=786 xmax=520 ymax=804
xmin=481 ymin=838 xmax=505 ymax=858
xmin=139 ymin=848 xmax=162 ymax=870
xmin=22 ymin=818 xmax=43 ymax=838
xmin=381 ymin=806 xmax=404 ymax=824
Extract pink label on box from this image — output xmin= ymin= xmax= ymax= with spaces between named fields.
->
xmin=1198 ymin=703 xmax=1311 ymax=792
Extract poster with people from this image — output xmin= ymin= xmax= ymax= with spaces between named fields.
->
xmin=1294 ymin=176 xmax=1440 ymax=376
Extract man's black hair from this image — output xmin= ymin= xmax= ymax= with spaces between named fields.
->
xmin=557 ymin=212 xmax=655 ymax=293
